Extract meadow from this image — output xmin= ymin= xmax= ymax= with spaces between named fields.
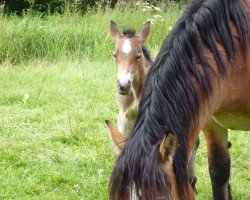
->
xmin=0 ymin=3 xmax=249 ymax=200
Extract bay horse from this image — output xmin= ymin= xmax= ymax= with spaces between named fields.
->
xmin=107 ymin=21 xmax=202 ymax=190
xmin=107 ymin=0 xmax=250 ymax=199
xmin=107 ymin=21 xmax=200 ymax=191
xmin=108 ymin=21 xmax=152 ymax=142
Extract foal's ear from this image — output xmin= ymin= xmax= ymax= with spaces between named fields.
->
xmin=110 ymin=20 xmax=120 ymax=41
xmin=138 ymin=20 xmax=150 ymax=44
xmin=105 ymin=120 xmax=127 ymax=154
xmin=159 ymin=131 xmax=178 ymax=162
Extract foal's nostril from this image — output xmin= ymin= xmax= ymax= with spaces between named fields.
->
xmin=117 ymin=80 xmax=131 ymax=94
xmin=119 ymin=83 xmax=130 ymax=91
xmin=125 ymin=80 xmax=131 ymax=88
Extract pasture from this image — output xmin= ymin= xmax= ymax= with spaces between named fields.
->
xmin=0 ymin=4 xmax=249 ymax=200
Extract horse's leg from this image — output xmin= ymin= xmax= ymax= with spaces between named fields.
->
xmin=118 ymin=111 xmax=126 ymax=134
xmin=188 ymin=137 xmax=200 ymax=193
xmin=203 ymin=118 xmax=231 ymax=200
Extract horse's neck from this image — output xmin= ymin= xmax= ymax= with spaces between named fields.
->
xmin=117 ymin=92 xmax=138 ymax=136
xmin=116 ymin=58 xmax=151 ymax=136
xmin=116 ymin=60 xmax=150 ymax=117
xmin=116 ymin=92 xmax=138 ymax=112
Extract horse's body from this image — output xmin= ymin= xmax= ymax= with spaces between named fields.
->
xmin=109 ymin=0 xmax=250 ymax=199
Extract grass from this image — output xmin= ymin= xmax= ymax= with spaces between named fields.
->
xmin=0 ymin=4 xmax=249 ymax=200
xmin=0 ymin=59 xmax=117 ymax=199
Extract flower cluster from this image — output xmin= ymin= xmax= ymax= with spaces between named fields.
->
xmin=136 ymin=1 xmax=163 ymax=24
xmin=136 ymin=1 xmax=161 ymax=12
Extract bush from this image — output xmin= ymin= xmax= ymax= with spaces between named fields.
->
xmin=29 ymin=0 xmax=66 ymax=14
xmin=1 ymin=0 xmax=66 ymax=15
xmin=1 ymin=0 xmax=118 ymax=15
xmin=1 ymin=0 xmax=186 ymax=15
xmin=1 ymin=0 xmax=30 ymax=15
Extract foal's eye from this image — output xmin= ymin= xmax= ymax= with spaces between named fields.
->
xmin=136 ymin=53 xmax=141 ymax=60
xmin=113 ymin=52 xmax=117 ymax=58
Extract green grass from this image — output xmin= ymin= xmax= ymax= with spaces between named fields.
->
xmin=0 ymin=59 xmax=117 ymax=199
xmin=0 ymin=4 xmax=249 ymax=200
xmin=196 ymin=133 xmax=250 ymax=200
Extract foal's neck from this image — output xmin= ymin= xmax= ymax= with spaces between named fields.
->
xmin=133 ymin=58 xmax=151 ymax=102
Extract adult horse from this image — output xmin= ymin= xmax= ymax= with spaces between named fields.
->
xmin=107 ymin=21 xmax=200 ymax=191
xmin=108 ymin=0 xmax=250 ymax=199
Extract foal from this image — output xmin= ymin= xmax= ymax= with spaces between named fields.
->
xmin=109 ymin=21 xmax=152 ymax=138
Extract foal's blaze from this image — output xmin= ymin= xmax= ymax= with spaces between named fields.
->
xmin=109 ymin=0 xmax=250 ymax=199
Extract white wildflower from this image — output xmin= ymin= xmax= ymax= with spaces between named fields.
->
xmin=144 ymin=5 xmax=152 ymax=10
xmin=97 ymin=169 xmax=104 ymax=174
xmin=153 ymin=6 xmax=161 ymax=11
xmin=154 ymin=14 xmax=162 ymax=19
xmin=22 ymin=93 xmax=30 ymax=103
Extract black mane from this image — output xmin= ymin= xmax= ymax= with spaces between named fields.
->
xmin=110 ymin=0 xmax=248 ymax=200
xmin=123 ymin=28 xmax=153 ymax=62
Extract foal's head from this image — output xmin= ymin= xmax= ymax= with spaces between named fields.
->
xmin=110 ymin=21 xmax=151 ymax=95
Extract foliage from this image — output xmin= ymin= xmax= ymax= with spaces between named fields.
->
xmin=1 ymin=0 xmax=65 ymax=15
xmin=1 ymin=0 xmax=187 ymax=15
xmin=29 ymin=0 xmax=66 ymax=13
xmin=0 ymin=0 xmax=30 ymax=15
xmin=1 ymin=0 xmax=116 ymax=15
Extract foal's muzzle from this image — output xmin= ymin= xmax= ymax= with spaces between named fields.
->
xmin=117 ymin=80 xmax=131 ymax=95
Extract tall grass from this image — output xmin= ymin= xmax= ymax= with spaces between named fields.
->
xmin=0 ymin=4 xmax=183 ymax=64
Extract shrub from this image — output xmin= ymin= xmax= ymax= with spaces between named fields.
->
xmin=1 ymin=0 xmax=186 ymax=15
xmin=2 ymin=0 xmax=66 ymax=15
xmin=28 ymin=0 xmax=66 ymax=14
xmin=1 ymin=0 xmax=30 ymax=15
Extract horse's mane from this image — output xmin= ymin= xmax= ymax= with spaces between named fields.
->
xmin=122 ymin=28 xmax=136 ymax=37
xmin=110 ymin=0 xmax=248 ymax=200
xmin=122 ymin=28 xmax=153 ymax=63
